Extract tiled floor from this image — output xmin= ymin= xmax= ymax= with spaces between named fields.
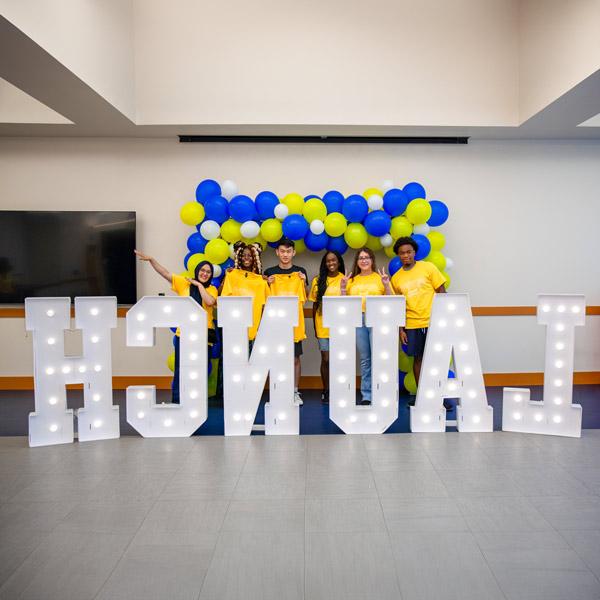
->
xmin=1 ymin=430 xmax=600 ymax=599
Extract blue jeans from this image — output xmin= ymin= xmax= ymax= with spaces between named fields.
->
xmin=172 ymin=335 xmax=180 ymax=404
xmin=355 ymin=314 xmax=372 ymax=401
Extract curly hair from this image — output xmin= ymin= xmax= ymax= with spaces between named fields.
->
xmin=393 ymin=236 xmax=418 ymax=254
xmin=314 ymin=250 xmax=345 ymax=311
xmin=350 ymin=247 xmax=377 ymax=278
xmin=233 ymin=241 xmax=263 ymax=274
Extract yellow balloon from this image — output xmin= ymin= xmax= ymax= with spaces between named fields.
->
xmin=384 ymin=244 xmax=396 ymax=258
xmin=324 ymin=212 xmax=347 ymax=237
xmin=344 ymin=223 xmax=368 ymax=249
xmin=442 ymin=271 xmax=451 ymax=289
xmin=167 ymin=352 xmax=175 ymax=372
xmin=426 ymin=251 xmax=446 ymax=272
xmin=187 ymin=253 xmax=206 ymax=273
xmin=220 ymin=219 xmax=242 ymax=243
xmin=366 ymin=235 xmax=383 ymax=252
xmin=428 ymin=231 xmax=446 ymax=251
xmin=205 ymin=238 xmax=230 ymax=264
xmin=404 ymin=370 xmax=417 ymax=394
xmin=180 ymin=202 xmax=205 ymax=226
xmin=363 ymin=187 xmax=383 ymax=200
xmin=398 ymin=349 xmax=414 ymax=373
xmin=390 ymin=216 xmax=413 ymax=239
xmin=260 ymin=218 xmax=283 ymax=242
xmin=302 ymin=198 xmax=327 ymax=222
xmin=406 ymin=199 xmax=432 ymax=225
xmin=295 ymin=238 xmax=306 ymax=254
xmin=281 ymin=193 xmax=305 ymax=215
xmin=242 ymin=234 xmax=267 ymax=250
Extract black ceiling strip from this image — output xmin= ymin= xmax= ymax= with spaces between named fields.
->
xmin=178 ymin=135 xmax=469 ymax=144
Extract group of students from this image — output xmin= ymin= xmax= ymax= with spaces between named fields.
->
xmin=135 ymin=234 xmax=446 ymax=406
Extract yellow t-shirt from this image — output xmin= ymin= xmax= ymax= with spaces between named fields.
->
xmin=346 ymin=272 xmax=386 ymax=311
xmin=171 ymin=275 xmax=218 ymax=335
xmin=308 ymin=273 xmax=344 ymax=339
xmin=269 ymin=273 xmax=307 ymax=342
xmin=221 ymin=268 xmax=270 ymax=340
xmin=391 ymin=261 xmax=446 ymax=328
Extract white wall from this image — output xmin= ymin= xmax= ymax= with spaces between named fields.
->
xmin=0 ymin=137 xmax=599 ymax=378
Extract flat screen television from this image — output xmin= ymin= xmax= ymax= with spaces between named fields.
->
xmin=0 ymin=211 xmax=137 ymax=304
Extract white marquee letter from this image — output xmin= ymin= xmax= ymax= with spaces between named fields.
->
xmin=502 ymin=294 xmax=584 ymax=438
xmin=411 ymin=293 xmax=492 ymax=432
xmin=219 ymin=296 xmax=297 ymax=435
xmin=126 ymin=296 xmax=207 ymax=437
xmin=25 ymin=297 xmax=119 ymax=447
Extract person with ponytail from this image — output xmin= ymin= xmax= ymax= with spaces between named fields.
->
xmin=308 ymin=250 xmax=345 ymax=403
xmin=134 ymin=249 xmax=217 ymax=403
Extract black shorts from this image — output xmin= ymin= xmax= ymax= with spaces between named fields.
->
xmin=405 ymin=328 xmax=428 ymax=358
xmin=294 ymin=341 xmax=303 ymax=357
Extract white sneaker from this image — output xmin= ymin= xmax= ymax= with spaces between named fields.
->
xmin=294 ymin=391 xmax=303 ymax=406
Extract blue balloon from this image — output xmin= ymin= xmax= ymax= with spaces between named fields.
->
xmin=342 ymin=194 xmax=368 ymax=223
xmin=322 ymin=190 xmax=344 ymax=214
xmin=412 ymin=234 xmax=431 ymax=260
xmin=383 ymin=188 xmax=409 ymax=217
xmin=404 ymin=181 xmax=426 ymax=200
xmin=220 ymin=258 xmax=234 ymax=270
xmin=304 ymin=194 xmax=321 ymax=201
xmin=304 ymin=231 xmax=329 ymax=252
xmin=327 ymin=235 xmax=348 ymax=254
xmin=211 ymin=277 xmax=222 ymax=288
xmin=170 ymin=327 xmax=177 ymax=333
xmin=229 ymin=195 xmax=257 ymax=222
xmin=210 ymin=343 xmax=221 ymax=359
xmin=364 ymin=210 xmax=392 ymax=237
xmin=282 ymin=215 xmax=309 ymax=240
xmin=448 ymin=370 xmax=455 ymax=378
xmin=183 ymin=251 xmax=193 ymax=270
xmin=187 ymin=232 xmax=207 ymax=254
xmin=204 ymin=196 xmax=229 ymax=224
xmin=401 ymin=343 xmax=409 ymax=354
xmin=207 ymin=359 xmax=213 ymax=376
xmin=427 ymin=200 xmax=449 ymax=227
xmin=389 ymin=256 xmax=402 ymax=276
xmin=173 ymin=335 xmax=178 ymax=346
xmin=268 ymin=241 xmax=279 ymax=249
xmin=255 ymin=191 xmax=279 ymax=221
xmin=398 ymin=371 xmax=406 ymax=388
xmin=195 ymin=179 xmax=221 ymax=204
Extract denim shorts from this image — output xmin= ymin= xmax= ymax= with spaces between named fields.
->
xmin=317 ymin=337 xmax=329 ymax=352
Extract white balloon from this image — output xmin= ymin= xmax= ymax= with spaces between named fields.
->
xmin=310 ymin=219 xmax=325 ymax=235
xmin=240 ymin=221 xmax=260 ymax=239
xmin=445 ymin=257 xmax=454 ymax=271
xmin=199 ymin=220 xmax=220 ymax=240
xmin=221 ymin=180 xmax=238 ymax=201
xmin=382 ymin=179 xmax=395 ymax=192
xmin=212 ymin=264 xmax=223 ymax=278
xmin=413 ymin=224 xmax=431 ymax=236
xmin=274 ymin=203 xmax=289 ymax=220
xmin=229 ymin=243 xmax=236 ymax=260
xmin=379 ymin=234 xmax=393 ymax=248
xmin=367 ymin=194 xmax=384 ymax=210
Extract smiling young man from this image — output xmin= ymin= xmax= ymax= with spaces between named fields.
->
xmin=264 ymin=239 xmax=308 ymax=405
xmin=390 ymin=237 xmax=446 ymax=401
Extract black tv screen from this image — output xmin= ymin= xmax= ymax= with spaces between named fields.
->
xmin=0 ymin=211 xmax=137 ymax=304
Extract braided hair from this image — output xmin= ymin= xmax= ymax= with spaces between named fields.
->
xmin=314 ymin=250 xmax=345 ymax=311
xmin=233 ymin=241 xmax=263 ymax=274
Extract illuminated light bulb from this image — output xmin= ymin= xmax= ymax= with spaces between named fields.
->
xmin=232 ymin=346 xmax=241 ymax=355
xmin=425 ymin=390 xmax=435 ymax=399
xmin=189 ymin=333 xmax=198 ymax=341
xmin=136 ymin=333 xmax=145 ymax=341
xmin=572 ymin=306 xmax=581 ymax=314
xmin=349 ymin=415 xmax=358 ymax=423
xmin=438 ymin=319 xmax=447 ymax=328
xmin=534 ymin=413 xmax=543 ymax=422
xmin=468 ymin=390 xmax=477 ymax=399
xmin=92 ymin=393 xmax=101 ymax=402
xmin=277 ymin=345 xmax=285 ymax=354
xmin=251 ymin=373 xmax=261 ymax=382
xmin=557 ymin=305 xmax=565 ymax=313
xmin=46 ymin=309 xmax=55 ymax=317
xmin=456 ymin=319 xmax=465 ymax=328
xmin=137 ymin=411 xmax=145 ymax=419
xmin=190 ymin=313 xmax=199 ymax=321
xmin=93 ymin=419 xmax=102 ymax=428
xmin=459 ymin=343 xmax=469 ymax=352
xmin=338 ymin=306 xmax=347 ymax=315
xmin=94 ymin=365 xmax=102 ymax=373
xmin=434 ymin=343 xmax=443 ymax=352
xmin=137 ymin=391 xmax=146 ymax=400
xmin=338 ymin=375 xmax=347 ymax=384
xmin=555 ymin=323 xmax=565 ymax=332
xmin=136 ymin=313 xmax=145 ymax=321
xmin=90 ymin=307 xmax=99 ymax=316
xmin=78 ymin=365 xmax=86 ymax=373
xmin=48 ymin=396 xmax=58 ymax=405
xmin=278 ymin=412 xmax=287 ymax=421
xmin=189 ymin=352 xmax=198 ymax=361
xmin=91 ymin=336 xmax=99 ymax=344
xmin=232 ymin=374 xmax=241 ymax=383
xmin=555 ymin=360 xmax=564 ymax=368
xmin=189 ymin=390 xmax=198 ymax=399
xmin=338 ymin=400 xmax=347 ymax=408
xmin=232 ymin=309 xmax=241 ymax=318
xmin=189 ymin=410 xmax=199 ymax=419
xmin=554 ymin=397 xmax=562 ymax=405
xmin=381 ymin=306 xmax=390 ymax=314
xmin=61 ymin=365 xmax=71 ymax=374
xmin=555 ymin=342 xmax=565 ymax=350
xmin=45 ymin=367 xmax=55 ymax=375
xmin=380 ymin=351 xmax=389 ymax=360
xmin=448 ymin=303 xmax=456 ymax=311
xmin=513 ymin=412 xmax=522 ymax=420
xmin=277 ymin=373 xmax=286 ymax=382
xmin=259 ymin=346 xmax=268 ymax=354
xmin=541 ymin=304 xmax=550 ymax=313
xmin=381 ymin=399 xmax=390 ymax=407
xmin=277 ymin=310 xmax=286 ymax=318
xmin=380 ymin=373 xmax=389 ymax=383
xmin=554 ymin=379 xmax=563 ymax=387
xmin=368 ymin=414 xmax=378 ymax=423
xmin=339 ymin=327 xmax=348 ymax=335
xmin=553 ymin=415 xmax=562 ymax=424
xmin=472 ymin=415 xmax=481 ymax=424
xmin=448 ymin=382 xmax=457 ymax=391
xmin=267 ymin=308 xmax=276 ymax=318
xmin=514 ymin=394 xmax=522 ymax=402
xmin=464 ymin=367 xmax=473 ymax=375
xmin=47 ymin=337 xmax=56 ymax=345
xmin=421 ymin=415 xmax=431 ymax=423
xmin=233 ymin=413 xmax=242 ymax=422
xmin=189 ymin=371 xmax=198 ymax=380
xmin=164 ymin=419 xmax=173 ymax=427
xmin=430 ymin=368 xmax=439 ymax=376
xmin=163 ymin=305 xmax=172 ymax=314
xmin=243 ymin=413 xmax=253 ymax=422
xmin=49 ymin=423 xmax=58 ymax=432
xmin=338 ymin=352 xmax=347 ymax=360
xmin=380 ymin=326 xmax=390 ymax=335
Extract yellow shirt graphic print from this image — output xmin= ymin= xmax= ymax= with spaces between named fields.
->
xmin=269 ymin=273 xmax=307 ymax=342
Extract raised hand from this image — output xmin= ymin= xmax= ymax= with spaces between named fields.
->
xmin=134 ymin=249 xmax=151 ymax=261
xmin=340 ymin=270 xmax=352 ymax=289
xmin=378 ymin=267 xmax=390 ymax=285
